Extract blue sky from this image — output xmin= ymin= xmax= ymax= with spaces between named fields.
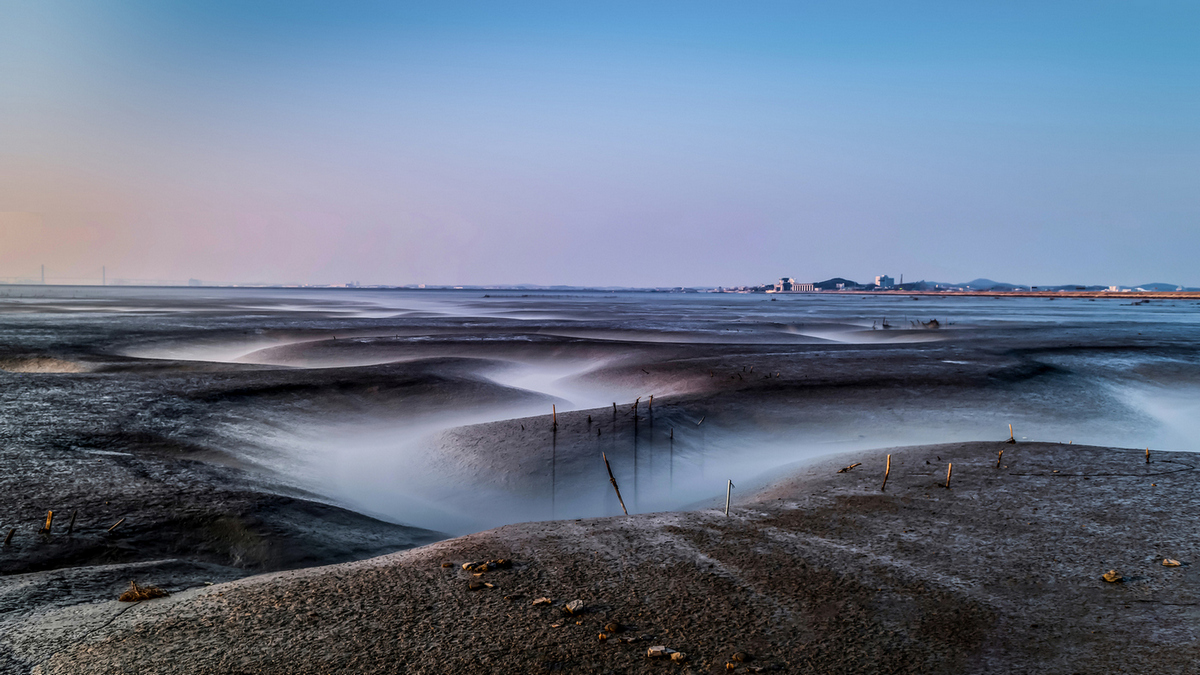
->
xmin=1 ymin=1 xmax=1197 ymax=286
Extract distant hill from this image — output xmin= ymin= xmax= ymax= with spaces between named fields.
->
xmin=1133 ymin=282 xmax=1183 ymax=291
xmin=814 ymin=277 xmax=859 ymax=290
xmin=958 ymin=278 xmax=1024 ymax=290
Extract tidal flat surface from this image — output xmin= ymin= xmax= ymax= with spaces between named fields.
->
xmin=1 ymin=287 xmax=1198 ymax=563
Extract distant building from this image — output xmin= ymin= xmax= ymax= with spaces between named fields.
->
xmin=768 ymin=278 xmax=816 ymax=293
xmin=875 ymin=275 xmax=895 ymax=288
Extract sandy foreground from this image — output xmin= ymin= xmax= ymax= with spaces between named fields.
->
xmin=3 ymin=440 xmax=1197 ymax=674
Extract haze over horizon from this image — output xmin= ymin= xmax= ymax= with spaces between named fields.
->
xmin=2 ymin=1 xmax=1197 ymax=288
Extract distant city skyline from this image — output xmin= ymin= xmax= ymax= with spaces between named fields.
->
xmin=2 ymin=2 xmax=1198 ymax=287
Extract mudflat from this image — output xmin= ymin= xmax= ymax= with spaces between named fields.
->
xmin=10 ymin=440 xmax=1197 ymax=674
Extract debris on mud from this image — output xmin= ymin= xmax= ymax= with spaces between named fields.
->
xmin=118 ymin=581 xmax=169 ymax=602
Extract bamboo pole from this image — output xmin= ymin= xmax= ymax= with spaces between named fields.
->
xmin=697 ymin=415 xmax=705 ymax=426
xmin=881 ymin=454 xmax=891 ymax=491
xmin=945 ymin=463 xmax=953 ymax=489
xmin=3 ymin=528 xmax=13 ymax=546
xmin=725 ymin=480 xmax=734 ymax=516
xmin=107 ymin=518 xmax=125 ymax=533
xmin=602 ymin=453 xmax=629 ymax=516
xmin=1006 ymin=424 xmax=1016 ymax=444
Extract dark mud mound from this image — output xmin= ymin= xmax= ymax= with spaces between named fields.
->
xmin=1 ymin=491 xmax=439 ymax=578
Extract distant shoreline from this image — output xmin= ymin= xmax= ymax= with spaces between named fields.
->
xmin=3 ymin=283 xmax=1199 ymax=298
xmin=777 ymin=289 xmax=1200 ymax=299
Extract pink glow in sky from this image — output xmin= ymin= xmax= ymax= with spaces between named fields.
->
xmin=2 ymin=1 xmax=1197 ymax=287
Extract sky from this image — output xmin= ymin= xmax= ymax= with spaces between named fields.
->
xmin=1 ymin=1 xmax=1197 ymax=287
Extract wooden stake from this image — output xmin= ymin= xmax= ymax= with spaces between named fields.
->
xmin=601 ymin=453 xmax=628 ymax=516
xmin=881 ymin=454 xmax=891 ymax=491
xmin=996 ymin=449 xmax=1004 ymax=468
xmin=1146 ymin=447 xmax=1150 ymax=464
xmin=552 ymin=404 xmax=557 ymax=430
xmin=945 ymin=463 xmax=953 ymax=489
xmin=697 ymin=415 xmax=705 ymax=426
xmin=40 ymin=510 xmax=53 ymax=535
xmin=3 ymin=528 xmax=13 ymax=546
xmin=725 ymin=479 xmax=735 ymax=516
xmin=670 ymin=427 xmax=674 ymax=439
xmin=107 ymin=518 xmax=125 ymax=533
xmin=1006 ymin=424 xmax=1016 ymax=444
xmin=648 ymin=395 xmax=653 ymax=411
xmin=67 ymin=510 xmax=77 ymax=535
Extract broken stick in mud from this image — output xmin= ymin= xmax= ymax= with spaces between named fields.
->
xmin=601 ymin=452 xmax=629 ymax=516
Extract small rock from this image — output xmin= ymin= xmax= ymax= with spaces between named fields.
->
xmin=550 ymin=623 xmax=562 ymax=628
xmin=532 ymin=597 xmax=552 ymax=606
xmin=647 ymin=645 xmax=673 ymax=658
xmin=725 ymin=663 xmax=737 ymax=671
xmin=733 ymin=652 xmax=752 ymax=662
xmin=598 ymin=633 xmax=608 ymax=641
xmin=565 ymin=599 xmax=585 ymax=614
xmin=441 ymin=562 xmax=452 ymax=568
xmin=671 ymin=652 xmax=687 ymax=662
xmin=1163 ymin=558 xmax=1182 ymax=567
xmin=1102 ymin=569 xmax=1123 ymax=583
xmin=604 ymin=622 xmax=622 ymax=633
xmin=462 ymin=562 xmax=478 ymax=571
xmin=467 ymin=581 xmax=486 ymax=591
